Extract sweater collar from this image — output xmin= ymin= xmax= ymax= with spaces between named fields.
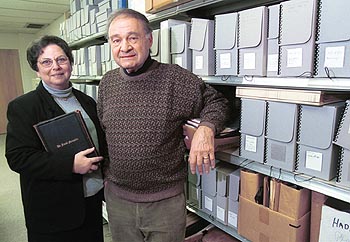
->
xmin=122 ymin=55 xmax=154 ymax=76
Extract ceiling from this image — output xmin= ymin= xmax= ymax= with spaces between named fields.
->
xmin=0 ymin=0 xmax=70 ymax=34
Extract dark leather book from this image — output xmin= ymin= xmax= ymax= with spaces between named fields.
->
xmin=33 ymin=110 xmax=98 ymax=157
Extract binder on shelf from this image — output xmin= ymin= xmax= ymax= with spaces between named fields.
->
xmin=265 ymin=101 xmax=298 ymax=172
xmin=239 ymin=98 xmax=266 ymax=163
xmin=151 ymin=29 xmax=161 ymax=62
xmin=279 ymin=0 xmax=318 ymax=77
xmin=170 ymin=23 xmax=192 ymax=71
xmin=33 ymin=110 xmax=98 ymax=157
xmin=214 ymin=12 xmax=238 ymax=76
xmin=314 ymin=0 xmax=350 ymax=78
xmin=333 ymin=100 xmax=350 ymax=187
xmin=266 ymin=4 xmax=280 ymax=77
xmin=296 ymin=102 xmax=345 ymax=180
xmin=238 ymin=6 xmax=268 ymax=77
xmin=189 ymin=18 xmax=215 ymax=76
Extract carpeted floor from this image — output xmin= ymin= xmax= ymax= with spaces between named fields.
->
xmin=0 ymin=134 xmax=112 ymax=242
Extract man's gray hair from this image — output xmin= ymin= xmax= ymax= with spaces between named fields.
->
xmin=107 ymin=8 xmax=153 ymax=38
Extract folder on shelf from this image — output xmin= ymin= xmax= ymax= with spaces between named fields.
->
xmin=88 ymin=45 xmax=102 ymax=76
xmin=239 ymin=98 xmax=266 ymax=163
xmin=150 ymin=29 xmax=161 ymax=62
xmin=265 ymin=101 xmax=298 ymax=172
xmin=333 ymin=100 xmax=350 ymax=187
xmin=201 ymin=165 xmax=217 ymax=217
xmin=238 ymin=6 xmax=268 ymax=77
xmin=296 ymin=102 xmax=345 ymax=180
xmin=266 ymin=4 xmax=280 ymax=76
xmin=170 ymin=23 xmax=192 ymax=71
xmin=227 ymin=168 xmax=240 ymax=229
xmin=214 ymin=12 xmax=238 ymax=76
xmin=189 ymin=18 xmax=215 ymax=76
xmin=315 ymin=0 xmax=350 ymax=78
xmin=160 ymin=19 xmax=187 ymax=64
xmin=279 ymin=0 xmax=317 ymax=77
xmin=78 ymin=48 xmax=89 ymax=76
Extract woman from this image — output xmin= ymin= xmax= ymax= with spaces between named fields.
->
xmin=5 ymin=35 xmax=107 ymax=242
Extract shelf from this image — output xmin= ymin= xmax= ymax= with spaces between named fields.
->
xmin=186 ymin=203 xmax=250 ymax=242
xmin=68 ymin=32 xmax=106 ymax=49
xmin=215 ymin=148 xmax=350 ymax=203
xmin=68 ymin=0 xmax=284 ymax=48
xmin=69 ymin=73 xmax=350 ymax=92
xmin=203 ymin=76 xmax=350 ymax=91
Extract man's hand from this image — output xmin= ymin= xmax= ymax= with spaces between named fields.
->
xmin=188 ymin=126 xmax=215 ymax=175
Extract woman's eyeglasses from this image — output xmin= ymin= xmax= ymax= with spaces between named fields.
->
xmin=38 ymin=56 xmax=69 ymax=68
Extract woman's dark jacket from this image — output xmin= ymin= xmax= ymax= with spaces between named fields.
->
xmin=5 ymin=81 xmax=107 ymax=233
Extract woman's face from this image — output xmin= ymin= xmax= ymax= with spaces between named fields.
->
xmin=36 ymin=44 xmax=72 ymax=90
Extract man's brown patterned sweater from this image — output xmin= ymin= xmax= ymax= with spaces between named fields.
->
xmin=97 ymin=60 xmax=229 ymax=202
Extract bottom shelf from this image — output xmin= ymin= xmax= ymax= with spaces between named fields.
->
xmin=186 ymin=203 xmax=250 ymax=242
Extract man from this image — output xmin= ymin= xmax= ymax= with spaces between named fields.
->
xmin=97 ymin=8 xmax=229 ymax=242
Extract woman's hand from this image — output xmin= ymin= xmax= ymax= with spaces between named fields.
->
xmin=72 ymin=147 xmax=103 ymax=174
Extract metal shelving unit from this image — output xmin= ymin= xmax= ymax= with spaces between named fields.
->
xmin=215 ymin=148 xmax=350 ymax=203
xmin=67 ymin=0 xmax=350 ymax=240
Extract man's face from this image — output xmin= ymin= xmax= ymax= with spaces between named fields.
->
xmin=108 ymin=16 xmax=153 ymax=73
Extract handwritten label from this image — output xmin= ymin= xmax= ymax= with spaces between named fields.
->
xmin=216 ymin=205 xmax=225 ymax=222
xmin=220 ymin=53 xmax=231 ymax=69
xmin=195 ymin=56 xmax=204 ymax=70
xmin=267 ymin=54 xmax=278 ymax=72
xmin=319 ymin=205 xmax=350 ymax=242
xmin=305 ymin=150 xmax=322 ymax=172
xmin=228 ymin=211 xmax=238 ymax=228
xmin=245 ymin=135 xmax=257 ymax=153
xmin=324 ymin=46 xmax=345 ymax=68
xmin=204 ymin=196 xmax=213 ymax=211
xmin=243 ymin=52 xmax=256 ymax=70
xmin=287 ymin=48 xmax=303 ymax=68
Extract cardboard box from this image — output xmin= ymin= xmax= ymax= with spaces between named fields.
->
xmin=310 ymin=191 xmax=328 ymax=242
xmin=240 ymin=169 xmax=263 ymax=202
xmin=238 ymin=196 xmax=310 ymax=242
xmin=278 ymin=182 xmax=310 ymax=219
xmin=319 ymin=198 xmax=350 ymax=242
xmin=145 ymin=0 xmax=193 ymax=13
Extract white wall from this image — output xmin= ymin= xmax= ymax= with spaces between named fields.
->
xmin=36 ymin=15 xmax=65 ymax=37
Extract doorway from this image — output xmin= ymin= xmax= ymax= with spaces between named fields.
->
xmin=0 ymin=49 xmax=23 ymax=134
